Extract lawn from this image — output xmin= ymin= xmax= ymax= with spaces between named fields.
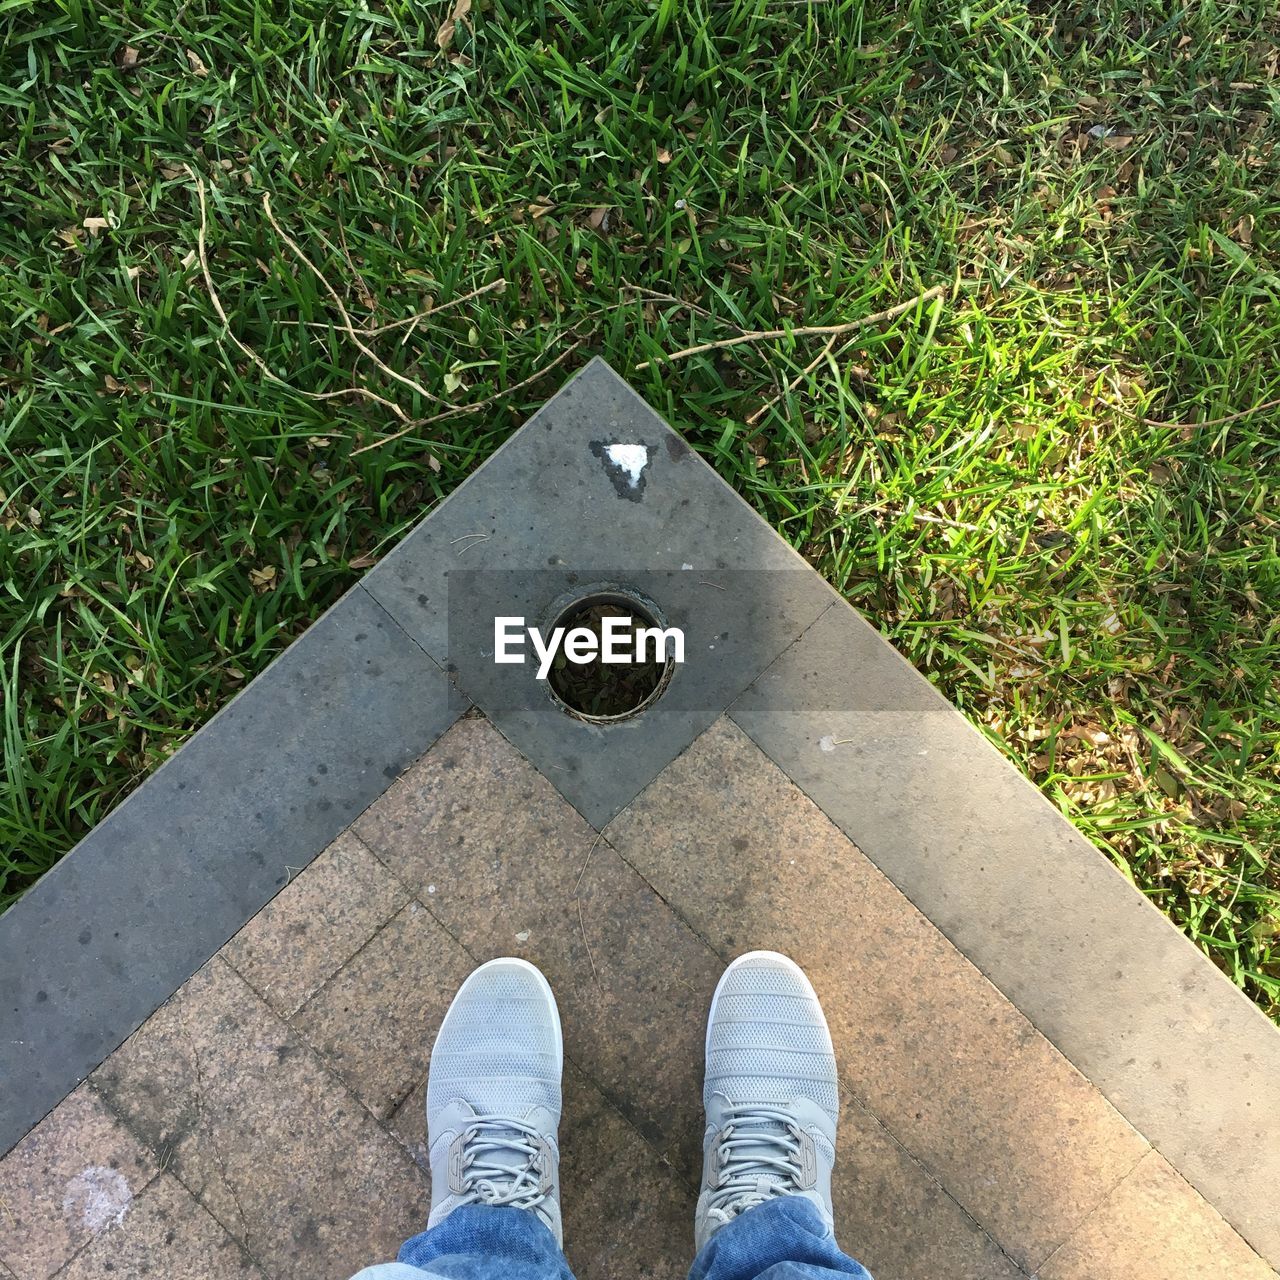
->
xmin=1 ymin=0 xmax=1278 ymax=1019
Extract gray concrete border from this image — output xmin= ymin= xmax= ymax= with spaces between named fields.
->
xmin=0 ymin=585 xmax=462 ymax=1155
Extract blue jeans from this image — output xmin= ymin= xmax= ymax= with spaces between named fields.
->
xmin=351 ymin=1196 xmax=874 ymax=1280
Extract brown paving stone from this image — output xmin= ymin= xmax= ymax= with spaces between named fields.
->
xmin=605 ymin=718 xmax=1148 ymax=1273
xmin=222 ymin=830 xmax=409 ymax=1016
xmin=1037 ymin=1150 xmax=1278 ymax=1280
xmin=354 ymin=715 xmax=600 ymax=896
xmin=834 ymin=1097 xmax=1023 ymax=1280
xmin=355 ymin=716 xmax=723 ymax=1183
xmin=55 ymin=1173 xmax=263 ymax=1280
xmin=0 ymin=1083 xmax=157 ymax=1280
xmin=291 ymin=899 xmax=477 ymax=1119
xmin=92 ymin=957 xmax=429 ymax=1280
xmin=559 ymin=1063 xmax=692 ymax=1280
xmin=386 ymin=1064 xmax=694 ymax=1280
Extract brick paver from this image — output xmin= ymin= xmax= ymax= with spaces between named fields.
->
xmin=291 ymin=899 xmax=475 ymax=1119
xmin=92 ymin=958 xmax=428 ymax=1280
xmin=0 ymin=1084 xmax=157 ymax=1279
xmin=222 ymin=830 xmax=409 ymax=1017
xmin=53 ymin=1173 xmax=264 ymax=1280
xmin=1037 ymin=1150 xmax=1278 ymax=1280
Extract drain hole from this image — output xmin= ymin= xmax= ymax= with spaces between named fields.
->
xmin=545 ymin=592 xmax=674 ymax=722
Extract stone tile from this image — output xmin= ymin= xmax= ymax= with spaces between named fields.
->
xmin=356 ymin=717 xmax=723 ymax=1182
xmin=92 ymin=957 xmax=428 ymax=1280
xmin=0 ymin=1084 xmax=157 ymax=1280
xmin=291 ymin=900 xmax=476 ymax=1119
xmin=387 ymin=1064 xmax=694 ymax=1280
xmin=559 ymin=1064 xmax=692 ymax=1280
xmin=55 ymin=1173 xmax=264 ymax=1280
xmin=0 ymin=585 xmax=461 ymax=1158
xmin=354 ymin=715 xmax=600 ymax=895
xmin=606 ymin=717 xmax=1148 ymax=1273
xmin=222 ymin=830 xmax=409 ymax=1016
xmin=1038 ymin=1150 xmax=1277 ymax=1280
xmin=834 ymin=1098 xmax=1023 ymax=1280
xmin=730 ymin=603 xmax=1280 ymax=1269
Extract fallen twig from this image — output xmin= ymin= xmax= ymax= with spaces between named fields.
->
xmin=262 ymin=193 xmax=447 ymax=412
xmin=634 ymin=284 xmax=949 ymax=371
xmin=350 ymin=339 xmax=585 ymax=455
xmin=187 ymin=166 xmax=407 ymax=420
xmin=746 ymin=336 xmax=840 ymax=427
xmin=1127 ymin=395 xmax=1280 ymax=431
xmin=577 ymin=898 xmax=598 ymax=984
xmin=301 ymin=279 xmax=508 ymax=336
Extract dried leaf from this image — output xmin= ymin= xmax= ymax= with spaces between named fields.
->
xmin=186 ymin=48 xmax=209 ymax=77
xmin=528 ymin=202 xmax=554 ymax=220
xmin=657 ymin=147 xmax=673 ymax=164
xmin=436 ymin=0 xmax=472 ymax=51
xmin=348 ymin=552 xmax=379 ymax=570
xmin=587 ymin=207 xmax=607 ymax=231
xmin=120 ymin=45 xmax=140 ymax=71
xmin=249 ymin=565 xmax=277 ymax=591
xmin=83 ymin=216 xmax=112 ymax=235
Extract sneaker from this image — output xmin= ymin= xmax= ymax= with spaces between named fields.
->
xmin=426 ymin=957 xmax=564 ymax=1243
xmin=696 ymin=951 xmax=839 ymax=1249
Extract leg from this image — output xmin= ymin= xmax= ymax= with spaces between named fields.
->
xmin=350 ymin=958 xmax=575 ymax=1280
xmin=691 ymin=952 xmax=874 ymax=1280
xmin=690 ymin=1197 xmax=872 ymax=1280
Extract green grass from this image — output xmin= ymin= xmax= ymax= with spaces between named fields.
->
xmin=2 ymin=0 xmax=1278 ymax=1018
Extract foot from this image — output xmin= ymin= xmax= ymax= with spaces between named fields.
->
xmin=426 ymin=957 xmax=564 ymax=1243
xmin=696 ymin=951 xmax=839 ymax=1249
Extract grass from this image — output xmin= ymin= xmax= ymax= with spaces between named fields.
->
xmin=1 ymin=0 xmax=1278 ymax=1019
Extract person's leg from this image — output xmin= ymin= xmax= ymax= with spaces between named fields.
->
xmin=350 ymin=958 xmax=575 ymax=1280
xmin=690 ymin=952 xmax=874 ymax=1280
xmin=689 ymin=1197 xmax=871 ymax=1280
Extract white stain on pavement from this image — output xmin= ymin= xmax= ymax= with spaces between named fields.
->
xmin=63 ymin=1165 xmax=133 ymax=1232
xmin=604 ymin=443 xmax=651 ymax=488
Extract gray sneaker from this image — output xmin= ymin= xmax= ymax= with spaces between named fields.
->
xmin=696 ymin=951 xmax=839 ymax=1250
xmin=426 ymin=957 xmax=563 ymax=1243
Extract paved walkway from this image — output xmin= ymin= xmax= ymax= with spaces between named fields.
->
xmin=2 ymin=713 xmax=1272 ymax=1280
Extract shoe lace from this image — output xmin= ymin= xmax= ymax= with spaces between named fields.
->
xmin=705 ymin=1105 xmax=810 ymax=1225
xmin=453 ymin=1114 xmax=552 ymax=1218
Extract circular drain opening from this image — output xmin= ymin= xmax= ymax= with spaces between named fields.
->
xmin=545 ymin=591 xmax=674 ymax=723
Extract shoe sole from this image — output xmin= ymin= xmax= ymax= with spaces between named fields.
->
xmin=432 ymin=955 xmax=564 ymax=1075
xmin=704 ymin=949 xmax=831 ymax=1061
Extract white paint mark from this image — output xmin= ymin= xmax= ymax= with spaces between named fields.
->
xmin=63 ymin=1166 xmax=132 ymax=1233
xmin=604 ymin=444 xmax=650 ymax=488
xmin=681 ymin=563 xmax=694 ymax=571
xmin=818 ymin=735 xmax=837 ymax=753
xmin=427 ymin=884 xmax=437 ymax=895
xmin=515 ymin=930 xmax=531 ymax=942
